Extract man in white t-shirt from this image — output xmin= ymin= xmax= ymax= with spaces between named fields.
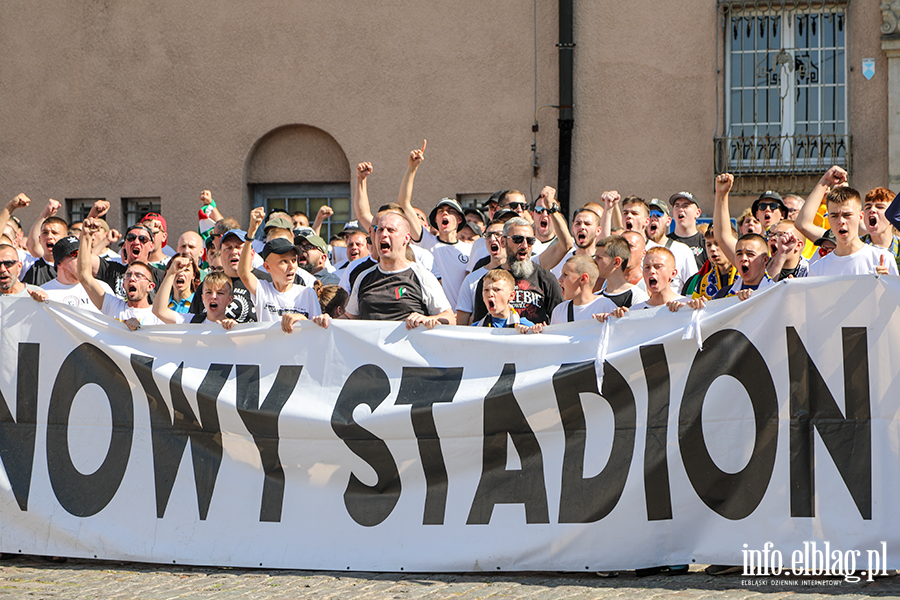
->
xmin=809 ymin=184 xmax=898 ymax=277
xmin=41 ymin=235 xmax=111 ymax=312
xmin=79 ymin=219 xmax=163 ymax=330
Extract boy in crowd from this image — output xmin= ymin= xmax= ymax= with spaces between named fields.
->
xmin=713 ymin=173 xmax=770 ymax=294
xmin=809 ymin=185 xmax=897 ymax=277
xmin=685 ymin=226 xmax=737 ymax=300
xmin=152 ymin=258 xmax=235 ymax=329
xmin=470 ymin=217 xmax=563 ymax=325
xmin=550 ymin=255 xmax=617 ymax=324
xmin=41 ymin=235 xmax=112 ymax=311
xmin=190 ymin=229 xmax=257 ymax=322
xmin=629 ymin=247 xmax=688 ymax=311
xmin=594 ymin=235 xmax=649 ymax=308
xmin=667 ymin=191 xmax=707 ymax=268
xmin=457 ymin=218 xmax=507 ymax=325
xmin=472 ymin=269 xmax=536 ymax=332
xmin=78 ymin=220 xmax=163 ymax=329
xmin=860 ymin=187 xmax=900 ymax=271
xmin=344 ymin=211 xmax=453 ymax=329
xmin=239 ymin=208 xmax=322 ymax=331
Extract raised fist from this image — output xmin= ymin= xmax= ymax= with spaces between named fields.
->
xmin=200 ymin=190 xmax=213 ymax=206
xmin=357 ymin=162 xmax=373 ymax=181
xmin=715 ymin=173 xmax=734 ymax=195
xmin=7 ymin=193 xmax=30 ymax=212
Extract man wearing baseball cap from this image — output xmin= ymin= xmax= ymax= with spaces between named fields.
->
xmin=296 ymin=231 xmax=340 ymax=285
xmin=41 ymin=235 xmax=112 ymax=312
xmin=667 ymin=191 xmax=707 ymax=269
xmin=645 ymin=198 xmax=699 ymax=293
xmin=140 ymin=212 xmax=172 ymax=267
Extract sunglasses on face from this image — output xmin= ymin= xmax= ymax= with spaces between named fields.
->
xmin=125 ymin=233 xmax=151 ymax=244
xmin=505 ymin=202 xmax=529 ymax=211
xmin=532 ymin=206 xmax=551 ymax=214
xmin=0 ymin=259 xmax=18 ymax=269
xmin=649 ymin=210 xmax=665 ymax=218
xmin=506 ymin=235 xmax=536 ymax=246
xmin=758 ymin=202 xmax=780 ymax=211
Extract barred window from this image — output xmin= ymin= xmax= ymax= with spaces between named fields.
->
xmin=253 ymin=183 xmax=350 ymax=240
xmin=716 ymin=2 xmax=849 ymax=177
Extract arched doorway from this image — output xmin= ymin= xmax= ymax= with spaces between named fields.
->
xmin=246 ymin=125 xmax=351 ymax=239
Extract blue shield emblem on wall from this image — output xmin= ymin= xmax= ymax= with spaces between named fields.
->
xmin=862 ymin=59 xmax=875 ymax=80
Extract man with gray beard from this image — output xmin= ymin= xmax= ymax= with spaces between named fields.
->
xmin=470 ymin=217 xmax=563 ymax=325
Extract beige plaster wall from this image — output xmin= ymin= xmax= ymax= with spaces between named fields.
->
xmin=0 ymin=1 xmax=888 ymax=237
xmin=0 ymin=1 xmax=559 ymax=238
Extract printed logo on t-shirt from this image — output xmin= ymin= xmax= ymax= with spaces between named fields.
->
xmin=264 ymin=305 xmax=309 ymax=318
xmin=457 ymin=254 xmax=469 ymax=264
xmin=395 ymin=286 xmax=406 ymax=300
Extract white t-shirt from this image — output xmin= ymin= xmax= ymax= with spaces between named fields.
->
xmin=646 ymin=238 xmax=699 ymax=293
xmin=416 ymin=229 xmax=472 ymax=310
xmin=18 ymin=252 xmax=37 ymax=281
xmin=254 ymin=279 xmax=322 ymax=322
xmin=457 ymin=266 xmax=489 ymax=313
xmin=809 ymin=244 xmax=899 ymax=277
xmin=550 ymin=296 xmax=617 ymax=325
xmin=101 ymin=294 xmax=164 ymax=326
xmin=41 ymin=279 xmax=112 ymax=313
xmin=170 ymin=312 xmax=221 ymax=326
xmin=549 ymin=249 xmax=578 ymax=279
xmin=630 ymin=296 xmax=689 ymax=311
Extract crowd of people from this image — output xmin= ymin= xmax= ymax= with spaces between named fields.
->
xmin=0 ymin=148 xmax=896 ymax=576
xmin=0 ymin=143 xmax=896 ymax=338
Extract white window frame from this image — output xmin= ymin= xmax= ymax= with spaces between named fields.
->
xmin=723 ymin=4 xmax=849 ymax=175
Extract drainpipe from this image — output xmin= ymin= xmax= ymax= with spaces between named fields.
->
xmin=557 ymin=0 xmax=575 ymax=218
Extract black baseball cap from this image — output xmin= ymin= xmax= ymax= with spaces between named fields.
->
xmin=52 ymin=236 xmax=80 ymax=264
xmin=260 ymin=237 xmax=299 ymax=259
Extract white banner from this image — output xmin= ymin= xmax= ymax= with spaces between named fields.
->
xmin=0 ymin=275 xmax=896 ymax=575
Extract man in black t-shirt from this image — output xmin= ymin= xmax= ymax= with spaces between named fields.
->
xmin=471 ymin=217 xmax=563 ymax=325
xmin=667 ymin=191 xmax=707 ymax=269
xmin=84 ymin=223 xmax=166 ymax=300
xmin=345 ymin=212 xmax=453 ymax=328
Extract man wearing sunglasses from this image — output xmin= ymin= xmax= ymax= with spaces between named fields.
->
xmin=83 ymin=221 xmax=165 ymax=301
xmin=751 ymin=191 xmax=788 ymax=231
xmin=470 ymin=217 xmax=563 ymax=326
xmin=0 ymin=244 xmax=47 ymax=301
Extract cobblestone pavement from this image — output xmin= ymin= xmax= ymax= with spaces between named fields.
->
xmin=1 ymin=556 xmax=900 ymax=599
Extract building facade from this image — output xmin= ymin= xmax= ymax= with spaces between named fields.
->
xmin=0 ymin=1 xmax=892 ymax=239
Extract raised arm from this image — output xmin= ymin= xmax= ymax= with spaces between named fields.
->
xmin=238 ymin=208 xmax=264 ymax=296
xmin=352 ymin=162 xmax=375 ymax=231
xmin=78 ymin=218 xmax=109 ymax=311
xmin=796 ymin=166 xmax=845 ymax=242
xmin=599 ymin=191 xmax=622 ymax=235
xmin=200 ymin=190 xmax=224 ymax=222
xmin=713 ymin=173 xmax=739 ymax=266
xmin=26 ymin=198 xmax=60 ymax=258
xmin=538 ymin=187 xmax=575 ymax=269
xmin=311 ymin=205 xmax=334 ymax=237
xmin=87 ymin=199 xmax=110 ymax=220
xmin=398 ymin=140 xmax=426 ymax=242
xmin=152 ymin=256 xmax=191 ymax=324
xmin=0 ymin=194 xmax=30 ymax=242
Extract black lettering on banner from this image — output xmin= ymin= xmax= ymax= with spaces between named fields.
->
xmin=787 ymin=327 xmax=871 ymax=519
xmin=131 ymin=356 xmax=229 ymax=520
xmin=331 ymin=364 xmax=401 ymax=527
xmin=47 ymin=343 xmax=133 ymax=517
xmin=0 ymin=343 xmax=39 ymax=510
xmin=395 ymin=366 xmax=463 ymax=525
xmin=467 ymin=363 xmax=549 ymax=524
xmin=679 ymin=330 xmax=777 ymax=520
xmin=554 ymin=360 xmax=636 ymax=523
xmin=640 ymin=345 xmax=673 ymax=521
xmin=235 ymin=365 xmax=302 ymax=523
